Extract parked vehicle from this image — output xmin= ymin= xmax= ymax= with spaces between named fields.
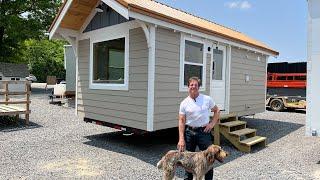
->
xmin=266 ymin=72 xmax=306 ymax=111
xmin=25 ymin=74 xmax=37 ymax=82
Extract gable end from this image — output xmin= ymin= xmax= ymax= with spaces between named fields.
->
xmin=84 ymin=3 xmax=128 ymax=33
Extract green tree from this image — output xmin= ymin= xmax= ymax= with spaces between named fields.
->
xmin=0 ymin=0 xmax=62 ymax=62
xmin=21 ymin=39 xmax=66 ymax=82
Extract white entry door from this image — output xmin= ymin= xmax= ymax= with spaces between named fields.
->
xmin=210 ymin=45 xmax=226 ymax=111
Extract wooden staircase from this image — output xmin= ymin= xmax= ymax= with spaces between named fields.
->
xmin=215 ymin=115 xmax=267 ymax=153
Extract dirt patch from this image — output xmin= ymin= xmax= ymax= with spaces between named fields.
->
xmin=40 ymin=158 xmax=103 ymax=178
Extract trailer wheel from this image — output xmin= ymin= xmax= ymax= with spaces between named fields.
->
xmin=270 ymin=99 xmax=284 ymax=111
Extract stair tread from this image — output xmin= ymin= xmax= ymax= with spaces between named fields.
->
xmin=220 ymin=121 xmax=246 ymax=127
xmin=240 ymin=136 xmax=266 ymax=146
xmin=229 ymin=128 xmax=256 ymax=136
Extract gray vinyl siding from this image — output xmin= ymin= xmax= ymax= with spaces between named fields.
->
xmin=229 ymin=47 xmax=267 ymax=116
xmin=153 ymin=27 xmax=211 ymax=131
xmin=84 ymin=3 xmax=128 ymax=33
xmin=77 ymin=27 xmax=149 ymax=130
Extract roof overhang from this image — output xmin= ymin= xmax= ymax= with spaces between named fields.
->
xmin=49 ymin=0 xmax=279 ymax=56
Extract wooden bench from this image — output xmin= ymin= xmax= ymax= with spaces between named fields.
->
xmin=0 ymin=81 xmax=31 ymax=125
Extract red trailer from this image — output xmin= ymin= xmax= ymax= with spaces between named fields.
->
xmin=266 ymin=73 xmax=306 ymax=111
xmin=267 ymin=73 xmax=306 ymax=88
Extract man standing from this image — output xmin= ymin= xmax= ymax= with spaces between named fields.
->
xmin=178 ymin=77 xmax=220 ymax=180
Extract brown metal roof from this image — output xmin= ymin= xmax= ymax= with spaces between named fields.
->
xmin=50 ymin=0 xmax=279 ymax=55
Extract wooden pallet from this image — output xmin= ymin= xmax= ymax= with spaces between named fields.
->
xmin=0 ymin=81 xmax=31 ymax=125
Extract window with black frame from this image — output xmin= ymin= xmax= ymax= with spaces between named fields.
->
xmin=183 ymin=40 xmax=204 ymax=86
xmin=93 ymin=37 xmax=125 ymax=84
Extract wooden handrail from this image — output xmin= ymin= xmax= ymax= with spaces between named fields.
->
xmin=0 ymin=91 xmax=31 ymax=95
xmin=0 ymin=101 xmax=31 ymax=104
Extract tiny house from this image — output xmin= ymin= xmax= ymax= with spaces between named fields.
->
xmin=49 ymin=0 xmax=279 ymax=133
xmin=64 ymin=45 xmax=76 ymax=95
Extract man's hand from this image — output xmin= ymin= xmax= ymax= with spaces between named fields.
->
xmin=204 ymin=122 xmax=215 ymax=133
xmin=204 ymin=105 xmax=220 ymax=133
xmin=177 ymin=139 xmax=185 ymax=152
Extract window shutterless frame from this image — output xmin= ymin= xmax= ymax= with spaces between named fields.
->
xmin=179 ymin=33 xmax=206 ymax=92
xmin=89 ymin=29 xmax=129 ymax=90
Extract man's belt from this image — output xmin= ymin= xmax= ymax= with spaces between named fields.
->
xmin=185 ymin=125 xmax=206 ymax=131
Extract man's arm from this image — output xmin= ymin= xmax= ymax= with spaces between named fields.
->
xmin=177 ymin=114 xmax=186 ymax=152
xmin=204 ymin=105 xmax=220 ymax=133
xmin=211 ymin=105 xmax=220 ymax=125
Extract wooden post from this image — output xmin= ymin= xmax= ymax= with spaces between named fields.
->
xmin=214 ymin=119 xmax=220 ymax=145
xmin=25 ymin=82 xmax=30 ymax=126
xmin=4 ymin=82 xmax=9 ymax=105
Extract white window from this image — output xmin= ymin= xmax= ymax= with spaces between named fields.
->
xmin=89 ymin=33 xmax=129 ymax=90
xmin=180 ymin=35 xmax=206 ymax=91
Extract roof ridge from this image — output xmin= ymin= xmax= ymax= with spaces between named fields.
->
xmin=148 ymin=0 xmax=241 ymax=34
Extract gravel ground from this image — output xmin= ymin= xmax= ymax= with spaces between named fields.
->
xmin=0 ymin=84 xmax=319 ymax=179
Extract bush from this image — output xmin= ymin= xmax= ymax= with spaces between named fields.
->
xmin=21 ymin=39 xmax=67 ymax=82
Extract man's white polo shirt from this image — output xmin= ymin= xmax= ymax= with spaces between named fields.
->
xmin=179 ymin=94 xmax=215 ymax=127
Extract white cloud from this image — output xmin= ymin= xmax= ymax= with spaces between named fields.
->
xmin=240 ymin=1 xmax=251 ymax=9
xmin=225 ymin=1 xmax=252 ymax=10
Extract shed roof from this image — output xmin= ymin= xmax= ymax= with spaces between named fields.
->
xmin=0 ymin=62 xmax=29 ymax=77
xmin=49 ymin=0 xmax=279 ymax=56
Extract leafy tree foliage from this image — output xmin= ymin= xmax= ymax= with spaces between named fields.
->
xmin=21 ymin=39 xmax=66 ymax=82
xmin=0 ymin=0 xmax=62 ymax=62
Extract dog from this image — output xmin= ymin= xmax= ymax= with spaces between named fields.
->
xmin=157 ymin=145 xmax=228 ymax=180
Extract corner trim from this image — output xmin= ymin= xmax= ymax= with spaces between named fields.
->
xmin=147 ymin=25 xmax=156 ymax=131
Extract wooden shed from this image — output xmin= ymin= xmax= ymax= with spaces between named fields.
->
xmin=49 ymin=0 xmax=279 ymax=133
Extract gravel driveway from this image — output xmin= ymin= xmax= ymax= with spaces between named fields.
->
xmin=0 ymin=86 xmax=319 ymax=179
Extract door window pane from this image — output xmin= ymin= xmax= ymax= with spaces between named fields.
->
xmin=184 ymin=64 xmax=203 ymax=86
xmin=185 ymin=40 xmax=203 ymax=63
xmin=93 ymin=38 xmax=125 ymax=84
xmin=212 ymin=49 xmax=223 ymax=80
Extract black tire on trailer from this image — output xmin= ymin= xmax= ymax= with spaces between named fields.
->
xmin=270 ymin=99 xmax=284 ymax=112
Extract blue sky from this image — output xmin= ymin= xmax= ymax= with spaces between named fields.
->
xmin=157 ymin=0 xmax=308 ymax=63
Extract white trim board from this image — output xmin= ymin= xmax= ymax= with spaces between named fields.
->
xmin=88 ymin=25 xmax=129 ymax=91
xmin=129 ymin=11 xmax=276 ymax=57
xmin=49 ymin=0 xmax=74 ymax=40
xmin=226 ymin=45 xmax=232 ymax=114
xmin=79 ymin=1 xmax=100 ymax=33
xmin=75 ymin=39 xmax=79 ymax=116
xmin=147 ymin=25 xmax=156 ymax=131
xmin=179 ymin=33 xmax=207 ymax=92
xmin=79 ymin=20 xmax=140 ymax=40
xmin=101 ymin=0 xmax=129 ymax=19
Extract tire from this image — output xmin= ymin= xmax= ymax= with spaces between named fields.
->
xmin=270 ymin=99 xmax=284 ymax=112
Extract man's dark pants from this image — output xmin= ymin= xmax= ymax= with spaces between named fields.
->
xmin=184 ymin=127 xmax=213 ymax=180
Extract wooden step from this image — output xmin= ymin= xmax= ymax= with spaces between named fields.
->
xmin=240 ymin=136 xmax=267 ymax=146
xmin=219 ymin=113 xmax=237 ymax=120
xmin=229 ymin=128 xmax=256 ymax=136
xmin=220 ymin=121 xmax=246 ymax=128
